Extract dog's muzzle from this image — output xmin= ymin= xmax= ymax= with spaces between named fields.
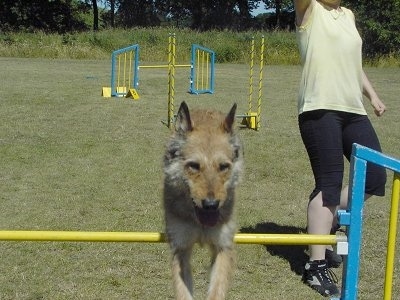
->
xmin=201 ymin=199 xmax=219 ymax=210
xmin=194 ymin=199 xmax=220 ymax=227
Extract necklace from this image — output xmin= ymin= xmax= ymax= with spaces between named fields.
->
xmin=330 ymin=7 xmax=344 ymax=19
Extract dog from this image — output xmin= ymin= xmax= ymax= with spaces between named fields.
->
xmin=163 ymin=101 xmax=243 ymax=300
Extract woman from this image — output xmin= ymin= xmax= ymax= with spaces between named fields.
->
xmin=293 ymin=0 xmax=387 ymax=297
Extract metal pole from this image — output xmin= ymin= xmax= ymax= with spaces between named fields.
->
xmin=167 ymin=34 xmax=176 ymax=129
xmin=0 ymin=231 xmax=341 ymax=245
xmin=248 ymin=37 xmax=255 ymax=115
xmin=384 ymin=172 xmax=400 ymax=300
xmin=257 ymin=36 xmax=265 ymax=130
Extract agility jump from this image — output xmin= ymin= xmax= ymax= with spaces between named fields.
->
xmin=166 ymin=33 xmax=215 ymax=128
xmin=102 ymin=44 xmax=140 ymax=99
xmin=0 ymin=231 xmax=341 ymax=245
xmin=1 ymin=145 xmax=398 ymax=300
xmin=238 ymin=35 xmax=265 ymax=131
xmin=102 ymin=34 xmax=215 ymax=107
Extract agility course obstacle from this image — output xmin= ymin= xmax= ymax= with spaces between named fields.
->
xmin=102 ymin=44 xmax=140 ymax=99
xmin=337 ymin=144 xmax=400 ymax=300
xmin=165 ymin=34 xmax=215 ymax=128
xmin=0 ymin=231 xmax=341 ymax=245
xmin=238 ymin=36 xmax=265 ymax=131
xmin=190 ymin=44 xmax=216 ymax=94
xmin=166 ymin=33 xmax=177 ymax=128
xmin=102 ymin=34 xmax=215 ymax=108
xmin=0 ymin=144 xmax=398 ymax=300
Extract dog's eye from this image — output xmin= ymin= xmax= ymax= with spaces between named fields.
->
xmin=186 ymin=161 xmax=200 ymax=172
xmin=219 ymin=162 xmax=231 ymax=172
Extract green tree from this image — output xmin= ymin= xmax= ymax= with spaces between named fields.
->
xmin=97 ymin=0 xmax=117 ymax=28
xmin=92 ymin=0 xmax=99 ymax=30
xmin=116 ymin=0 xmax=160 ymax=27
xmin=260 ymin=0 xmax=294 ymax=28
xmin=156 ymin=0 xmax=257 ymax=30
xmin=0 ymin=0 xmax=89 ymax=32
xmin=344 ymin=0 xmax=400 ymax=57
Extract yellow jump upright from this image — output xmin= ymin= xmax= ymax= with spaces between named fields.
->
xmin=239 ymin=36 xmax=265 ymax=130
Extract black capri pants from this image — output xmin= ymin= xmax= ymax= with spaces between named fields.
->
xmin=298 ymin=110 xmax=386 ymax=206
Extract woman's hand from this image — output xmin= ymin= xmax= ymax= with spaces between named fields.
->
xmin=362 ymin=70 xmax=386 ymax=117
xmin=370 ymin=96 xmax=386 ymax=117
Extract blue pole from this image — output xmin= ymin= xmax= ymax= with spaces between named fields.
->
xmin=134 ymin=45 xmax=139 ymax=89
xmin=111 ymin=51 xmax=117 ymax=97
xmin=209 ymin=50 xmax=215 ymax=93
xmin=340 ymin=144 xmax=400 ymax=300
xmin=341 ymin=147 xmax=367 ymax=300
xmin=190 ymin=44 xmax=196 ymax=94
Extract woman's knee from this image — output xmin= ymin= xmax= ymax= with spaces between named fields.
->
xmin=365 ymin=165 xmax=387 ymax=196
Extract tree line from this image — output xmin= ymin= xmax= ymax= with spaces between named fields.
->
xmin=1 ymin=0 xmax=399 ymax=57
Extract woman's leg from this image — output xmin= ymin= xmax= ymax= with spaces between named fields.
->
xmin=299 ymin=111 xmax=343 ymax=296
xmin=307 ymin=191 xmax=336 ymax=260
xmin=299 ymin=110 xmax=345 ymax=260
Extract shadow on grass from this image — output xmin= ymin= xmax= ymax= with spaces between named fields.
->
xmin=239 ymin=222 xmax=308 ymax=275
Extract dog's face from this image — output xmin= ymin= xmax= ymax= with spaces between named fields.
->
xmin=164 ymin=102 xmax=242 ymax=227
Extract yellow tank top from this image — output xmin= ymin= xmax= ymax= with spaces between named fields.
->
xmin=296 ymin=1 xmax=366 ymax=115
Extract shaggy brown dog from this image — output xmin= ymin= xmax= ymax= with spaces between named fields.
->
xmin=163 ymin=101 xmax=243 ymax=300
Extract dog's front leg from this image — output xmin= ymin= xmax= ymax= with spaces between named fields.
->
xmin=207 ymin=246 xmax=235 ymax=300
xmin=172 ymin=248 xmax=193 ymax=300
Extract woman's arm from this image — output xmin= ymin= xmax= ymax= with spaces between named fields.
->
xmin=294 ymin=0 xmax=315 ymax=26
xmin=362 ymin=70 xmax=386 ymax=117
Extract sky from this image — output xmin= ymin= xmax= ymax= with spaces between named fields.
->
xmin=251 ymin=2 xmax=269 ymax=16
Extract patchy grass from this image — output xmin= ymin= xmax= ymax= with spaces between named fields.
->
xmin=0 ymin=58 xmax=399 ymax=299
xmin=1 ymin=28 xmax=399 ymax=66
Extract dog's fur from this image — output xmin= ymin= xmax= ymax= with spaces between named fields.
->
xmin=163 ymin=101 xmax=243 ymax=300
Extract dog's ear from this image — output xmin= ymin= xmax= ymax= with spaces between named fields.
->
xmin=223 ymin=103 xmax=237 ymax=133
xmin=175 ymin=101 xmax=193 ymax=133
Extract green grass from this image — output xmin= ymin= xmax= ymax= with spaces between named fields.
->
xmin=1 ymin=28 xmax=399 ymax=66
xmin=0 ymin=29 xmax=298 ymax=64
xmin=0 ymin=57 xmax=399 ymax=299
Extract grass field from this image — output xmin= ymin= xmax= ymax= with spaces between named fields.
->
xmin=0 ymin=57 xmax=399 ymax=299
xmin=1 ymin=29 xmax=399 ymax=67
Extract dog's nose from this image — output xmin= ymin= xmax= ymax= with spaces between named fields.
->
xmin=201 ymin=199 xmax=220 ymax=210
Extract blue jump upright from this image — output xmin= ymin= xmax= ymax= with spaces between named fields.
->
xmin=189 ymin=44 xmax=215 ymax=94
xmin=338 ymin=143 xmax=400 ymax=300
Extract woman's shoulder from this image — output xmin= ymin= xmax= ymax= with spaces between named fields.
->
xmin=341 ymin=6 xmax=355 ymax=21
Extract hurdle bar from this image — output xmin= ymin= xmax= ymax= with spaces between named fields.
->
xmin=102 ymin=44 xmax=140 ymax=99
xmin=238 ymin=36 xmax=265 ymax=130
xmin=139 ymin=64 xmax=191 ymax=69
xmin=338 ymin=144 xmax=400 ymax=300
xmin=0 ymin=231 xmax=344 ymax=245
xmin=1 ymin=146 xmax=399 ymax=300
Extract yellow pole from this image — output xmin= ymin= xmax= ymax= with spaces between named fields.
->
xmin=206 ymin=52 xmax=209 ymax=90
xmin=248 ymin=37 xmax=255 ymax=115
xmin=139 ymin=65 xmax=191 ymax=69
xmin=196 ymin=49 xmax=200 ymax=91
xmin=128 ymin=50 xmax=133 ymax=90
xmin=167 ymin=35 xmax=171 ymax=127
xmin=235 ymin=233 xmax=340 ymax=245
xmin=257 ymin=36 xmax=264 ymax=130
xmin=0 ymin=231 xmax=340 ymax=245
xmin=167 ymin=34 xmax=176 ymax=128
xmin=123 ymin=52 xmax=127 ymax=93
xmin=117 ymin=55 xmax=121 ymax=93
xmin=201 ymin=50 xmax=205 ymax=89
xmin=0 ymin=231 xmax=166 ymax=243
xmin=384 ymin=172 xmax=400 ymax=300
xmin=171 ymin=34 xmax=176 ymax=125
